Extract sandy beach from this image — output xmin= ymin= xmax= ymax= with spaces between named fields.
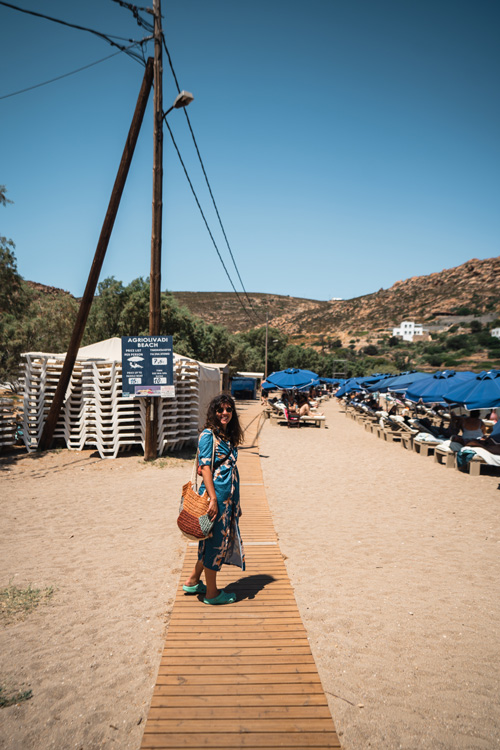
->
xmin=1 ymin=398 xmax=500 ymax=749
xmin=260 ymin=399 xmax=500 ymax=749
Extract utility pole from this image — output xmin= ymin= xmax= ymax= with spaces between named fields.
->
xmin=264 ymin=306 xmax=269 ymax=380
xmin=144 ymin=0 xmax=163 ymax=460
xmin=38 ymin=59 xmax=154 ymax=452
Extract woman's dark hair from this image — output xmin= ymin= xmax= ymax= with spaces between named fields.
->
xmin=469 ymin=409 xmax=480 ymax=419
xmin=296 ymin=391 xmax=308 ymax=406
xmin=204 ymin=393 xmax=243 ymax=446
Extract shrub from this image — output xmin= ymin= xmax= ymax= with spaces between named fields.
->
xmin=446 ymin=335 xmax=472 ymax=351
xmin=426 ymin=354 xmax=444 ymax=367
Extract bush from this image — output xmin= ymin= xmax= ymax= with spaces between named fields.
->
xmin=446 ymin=334 xmax=472 ymax=351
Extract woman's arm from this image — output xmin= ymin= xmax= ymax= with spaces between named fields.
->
xmin=200 ymin=465 xmax=218 ymax=520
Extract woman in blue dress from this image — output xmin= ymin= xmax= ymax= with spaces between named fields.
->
xmin=183 ymin=394 xmax=245 ymax=605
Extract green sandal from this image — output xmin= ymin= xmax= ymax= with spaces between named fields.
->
xmin=203 ymin=590 xmax=237 ymax=605
xmin=182 ymin=581 xmax=207 ymax=594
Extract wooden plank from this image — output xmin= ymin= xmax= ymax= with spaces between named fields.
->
xmin=141 ymin=733 xmax=340 ymax=748
xmin=161 ymin=639 xmax=310 ymax=649
xmin=169 ymin=614 xmax=302 ymax=632
xmin=150 ymin=694 xmax=328 ymax=708
xmin=147 ymin=706 xmax=332 ymax=720
xmin=155 ymin=673 xmax=321 ymax=685
xmin=161 ymin=648 xmax=313 ymax=657
xmin=158 ymin=664 xmax=318 ymax=675
xmin=161 ymin=655 xmax=315 ymax=666
xmin=153 ymin=682 xmax=324 ymax=705
xmin=144 ymin=718 xmax=335 ymax=732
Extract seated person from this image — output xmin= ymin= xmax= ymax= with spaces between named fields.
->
xmin=296 ymin=391 xmax=311 ymax=416
xmin=452 ymin=410 xmax=487 ymax=445
xmin=286 ymin=392 xmax=299 ymax=415
xmin=464 ymin=420 xmax=500 ymax=455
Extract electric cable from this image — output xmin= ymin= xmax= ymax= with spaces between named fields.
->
xmin=109 ymin=0 xmax=154 ymax=34
xmin=162 ymin=35 xmax=263 ymax=324
xmin=0 ymin=1 xmax=148 ymax=63
xmin=0 ymin=41 xmax=148 ymax=101
xmin=163 ymin=116 xmax=258 ymax=327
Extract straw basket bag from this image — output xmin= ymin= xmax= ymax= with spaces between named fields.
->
xmin=177 ymin=435 xmax=217 ymax=542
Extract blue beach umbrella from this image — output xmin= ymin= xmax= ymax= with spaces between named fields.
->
xmin=406 ymin=370 xmax=476 ymax=404
xmin=334 ymin=378 xmax=366 ymax=398
xmin=367 ymin=370 xmax=430 ymax=394
xmin=443 ymin=370 xmax=500 ymax=410
xmin=265 ymin=368 xmax=319 ymax=390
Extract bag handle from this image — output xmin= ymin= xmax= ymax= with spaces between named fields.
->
xmin=191 ymin=431 xmax=217 ymax=490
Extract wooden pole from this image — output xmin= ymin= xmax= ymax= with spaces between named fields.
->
xmin=38 ymin=59 xmax=154 ymax=452
xmin=264 ymin=308 xmax=269 ymax=380
xmin=144 ymin=0 xmax=163 ymax=461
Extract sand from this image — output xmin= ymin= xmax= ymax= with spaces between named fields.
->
xmin=260 ymin=399 xmax=500 ymax=749
xmin=0 ymin=448 xmax=189 ymax=750
xmin=1 ymin=400 xmax=499 ymax=749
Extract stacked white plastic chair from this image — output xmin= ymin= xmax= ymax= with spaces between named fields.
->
xmin=0 ymin=397 xmax=17 ymax=451
xmin=21 ymin=353 xmax=83 ymax=451
xmin=21 ymin=341 xmax=217 ymax=459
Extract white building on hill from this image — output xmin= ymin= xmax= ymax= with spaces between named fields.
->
xmin=491 ymin=328 xmax=500 ymax=339
xmin=392 ymin=321 xmax=424 ymax=342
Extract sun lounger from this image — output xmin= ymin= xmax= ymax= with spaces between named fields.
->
xmin=455 ymin=446 xmax=500 ymax=476
xmin=300 ymin=414 xmax=326 ymax=428
xmin=400 ymin=433 xmax=414 ymax=450
xmin=412 ymin=432 xmax=443 ymax=457
xmin=434 ymin=445 xmax=456 ymax=468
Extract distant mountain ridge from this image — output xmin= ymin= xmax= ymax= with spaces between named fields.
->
xmin=173 ymin=256 xmax=500 ymax=340
xmin=27 ymin=256 xmax=499 ymax=342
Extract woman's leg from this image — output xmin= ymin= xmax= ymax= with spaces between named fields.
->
xmin=184 ymin=559 xmax=204 ymax=587
xmin=204 ymin=567 xmax=219 ymax=600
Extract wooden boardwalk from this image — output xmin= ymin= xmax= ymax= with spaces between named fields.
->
xmin=141 ymin=401 xmax=340 ymax=749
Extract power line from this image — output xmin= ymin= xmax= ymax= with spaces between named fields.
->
xmin=0 ymin=1 xmax=148 ymax=63
xmin=162 ymin=36 xmax=263 ymax=324
xmin=108 ymin=0 xmax=154 ymax=34
xmin=163 ymin=116 xmax=258 ymax=327
xmin=0 ymin=42 xmax=148 ymax=101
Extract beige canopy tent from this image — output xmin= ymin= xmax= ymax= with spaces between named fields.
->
xmin=21 ymin=338 xmax=220 ymax=458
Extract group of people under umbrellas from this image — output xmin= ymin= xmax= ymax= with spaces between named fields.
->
xmin=341 ymin=368 xmax=500 ymax=457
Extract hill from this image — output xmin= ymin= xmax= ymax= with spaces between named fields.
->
xmin=26 ymin=256 xmax=499 ymax=345
xmin=172 ymin=257 xmax=500 ymax=342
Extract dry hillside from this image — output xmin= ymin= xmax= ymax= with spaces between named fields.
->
xmin=26 ymin=256 xmax=499 ymax=343
xmin=173 ymin=256 xmax=500 ymax=339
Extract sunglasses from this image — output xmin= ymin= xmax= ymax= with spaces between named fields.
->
xmin=216 ymin=406 xmax=233 ymax=414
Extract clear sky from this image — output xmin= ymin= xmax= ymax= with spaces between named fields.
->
xmin=1 ymin=0 xmax=499 ymax=307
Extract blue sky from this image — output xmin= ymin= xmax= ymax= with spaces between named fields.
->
xmin=1 ymin=0 xmax=499 ymax=305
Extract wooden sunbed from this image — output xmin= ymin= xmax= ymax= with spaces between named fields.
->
xmin=434 ymin=445 xmax=456 ymax=468
xmin=269 ymin=411 xmax=326 ymax=428
xmin=413 ymin=438 xmax=441 ymax=457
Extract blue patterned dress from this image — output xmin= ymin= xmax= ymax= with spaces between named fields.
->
xmin=197 ymin=428 xmax=245 ymax=572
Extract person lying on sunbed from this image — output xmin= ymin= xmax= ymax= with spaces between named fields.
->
xmin=451 ymin=410 xmax=487 ymax=445
xmin=463 ymin=421 xmax=500 ymax=455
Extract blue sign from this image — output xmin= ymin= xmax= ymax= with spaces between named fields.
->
xmin=121 ymin=336 xmax=175 ymax=398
